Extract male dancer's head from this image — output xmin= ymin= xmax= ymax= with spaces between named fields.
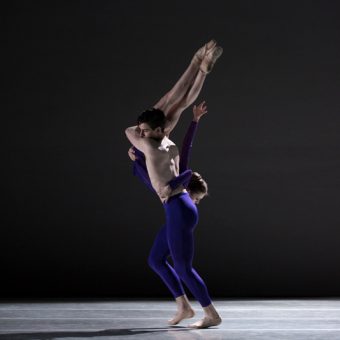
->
xmin=137 ymin=108 xmax=166 ymax=140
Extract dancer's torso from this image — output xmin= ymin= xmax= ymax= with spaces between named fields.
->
xmin=145 ymin=136 xmax=186 ymax=201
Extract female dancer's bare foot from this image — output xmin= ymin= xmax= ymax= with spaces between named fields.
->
xmin=200 ymin=46 xmax=223 ymax=74
xmin=168 ymin=307 xmax=195 ymax=325
xmin=188 ymin=315 xmax=222 ymax=328
xmin=192 ymin=39 xmax=217 ymax=64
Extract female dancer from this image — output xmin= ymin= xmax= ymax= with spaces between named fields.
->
xmin=128 ymin=102 xmax=221 ymax=328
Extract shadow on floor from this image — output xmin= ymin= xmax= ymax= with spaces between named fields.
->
xmin=0 ymin=326 xmax=217 ymax=340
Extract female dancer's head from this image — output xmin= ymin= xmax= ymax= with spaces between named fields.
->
xmin=187 ymin=172 xmax=208 ymax=204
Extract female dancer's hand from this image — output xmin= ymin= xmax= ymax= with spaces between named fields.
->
xmin=128 ymin=147 xmax=138 ymax=161
xmin=193 ymin=101 xmax=208 ymax=122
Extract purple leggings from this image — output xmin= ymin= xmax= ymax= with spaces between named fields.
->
xmin=148 ymin=192 xmax=212 ymax=307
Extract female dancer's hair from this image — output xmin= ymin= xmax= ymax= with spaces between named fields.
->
xmin=137 ymin=108 xmax=166 ymax=131
xmin=187 ymin=172 xmax=208 ymax=195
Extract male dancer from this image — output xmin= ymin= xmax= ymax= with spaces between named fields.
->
xmin=125 ymin=40 xmax=222 ymax=328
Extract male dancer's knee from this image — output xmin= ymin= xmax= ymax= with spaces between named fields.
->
xmin=174 ymin=262 xmax=193 ymax=281
xmin=148 ymin=252 xmax=166 ymax=273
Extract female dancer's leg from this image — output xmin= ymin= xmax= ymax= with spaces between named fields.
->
xmin=153 ymin=40 xmax=214 ymax=112
xmin=164 ymin=66 xmax=207 ymax=122
xmin=153 ymin=40 xmax=219 ymax=135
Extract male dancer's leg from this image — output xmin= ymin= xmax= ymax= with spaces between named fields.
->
xmin=165 ymin=194 xmax=222 ymax=328
xmin=148 ymin=225 xmax=185 ymax=299
xmin=165 ymin=194 xmax=212 ymax=308
xmin=148 ymin=224 xmax=196 ymax=325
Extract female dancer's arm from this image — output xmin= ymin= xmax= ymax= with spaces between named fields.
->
xmin=128 ymin=146 xmax=190 ymax=193
xmin=179 ymin=122 xmax=198 ymax=173
xmin=180 ymin=101 xmax=207 ymax=172
xmin=128 ymin=147 xmax=155 ymax=193
xmin=168 ymin=101 xmax=208 ymax=189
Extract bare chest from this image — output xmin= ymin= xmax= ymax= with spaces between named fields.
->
xmin=147 ymin=138 xmax=179 ymax=169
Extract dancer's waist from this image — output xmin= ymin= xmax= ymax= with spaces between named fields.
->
xmin=163 ymin=190 xmax=188 ymax=205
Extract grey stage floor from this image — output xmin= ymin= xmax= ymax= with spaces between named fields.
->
xmin=0 ymin=299 xmax=340 ymax=340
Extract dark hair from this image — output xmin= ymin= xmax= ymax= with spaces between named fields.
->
xmin=137 ymin=108 xmax=166 ymax=131
xmin=187 ymin=172 xmax=208 ymax=195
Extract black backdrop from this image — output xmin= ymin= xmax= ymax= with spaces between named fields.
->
xmin=3 ymin=0 xmax=340 ymax=298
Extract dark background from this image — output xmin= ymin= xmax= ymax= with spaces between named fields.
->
xmin=2 ymin=0 xmax=340 ymax=298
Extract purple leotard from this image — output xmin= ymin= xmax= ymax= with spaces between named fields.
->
xmin=131 ymin=121 xmax=198 ymax=192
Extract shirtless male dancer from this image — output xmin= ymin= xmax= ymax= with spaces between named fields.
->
xmin=125 ymin=40 xmax=222 ymax=328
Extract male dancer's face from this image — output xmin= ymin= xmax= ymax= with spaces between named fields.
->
xmin=138 ymin=122 xmax=164 ymax=140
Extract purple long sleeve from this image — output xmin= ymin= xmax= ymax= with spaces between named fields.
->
xmin=168 ymin=169 xmax=192 ymax=189
xmin=131 ymin=120 xmax=198 ymax=190
xmin=132 ymin=147 xmax=155 ymax=193
xmin=179 ymin=121 xmax=198 ymax=173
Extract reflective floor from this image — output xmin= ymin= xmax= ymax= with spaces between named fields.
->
xmin=0 ymin=299 xmax=340 ymax=339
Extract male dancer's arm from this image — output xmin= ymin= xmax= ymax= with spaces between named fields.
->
xmin=126 ymin=126 xmax=162 ymax=193
xmin=125 ymin=126 xmax=153 ymax=152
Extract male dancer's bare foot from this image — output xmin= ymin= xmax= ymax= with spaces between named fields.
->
xmin=188 ymin=303 xmax=222 ymax=329
xmin=168 ymin=295 xmax=195 ymax=325
xmin=200 ymin=46 xmax=223 ymax=74
xmin=168 ymin=307 xmax=195 ymax=325
xmin=188 ymin=315 xmax=222 ymax=328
